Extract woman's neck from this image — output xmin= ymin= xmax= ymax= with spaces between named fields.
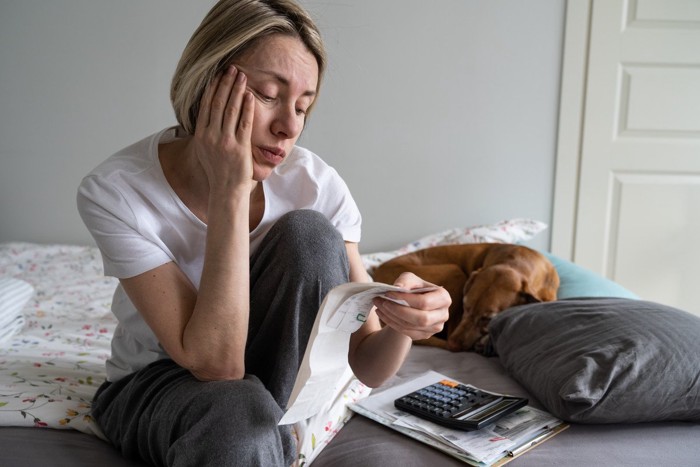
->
xmin=158 ymin=137 xmax=262 ymax=228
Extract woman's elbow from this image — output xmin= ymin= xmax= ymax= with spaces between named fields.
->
xmin=357 ymin=375 xmax=386 ymax=389
xmin=189 ymin=365 xmax=245 ymax=382
xmin=181 ymin=355 xmax=245 ymax=382
xmin=349 ymin=359 xmax=388 ymax=389
xmin=355 ymin=372 xmax=389 ymax=389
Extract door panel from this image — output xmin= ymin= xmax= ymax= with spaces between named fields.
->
xmin=559 ymin=0 xmax=700 ymax=315
xmin=612 ymin=173 xmax=700 ymax=310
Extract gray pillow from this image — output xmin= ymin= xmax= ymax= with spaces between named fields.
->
xmin=489 ymin=298 xmax=700 ymax=423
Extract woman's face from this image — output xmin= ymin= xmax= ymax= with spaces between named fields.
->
xmin=235 ymin=34 xmax=319 ymax=181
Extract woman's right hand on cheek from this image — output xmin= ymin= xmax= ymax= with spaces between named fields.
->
xmin=193 ymin=65 xmax=255 ymax=192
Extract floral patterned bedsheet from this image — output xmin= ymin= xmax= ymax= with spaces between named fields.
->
xmin=0 ymin=242 xmax=371 ymax=464
xmin=0 ymin=242 xmax=116 ymax=438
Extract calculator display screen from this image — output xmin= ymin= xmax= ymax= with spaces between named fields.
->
xmin=456 ymin=399 xmax=518 ymax=422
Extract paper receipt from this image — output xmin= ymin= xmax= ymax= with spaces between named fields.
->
xmin=325 ymin=284 xmax=439 ymax=332
xmin=279 ymin=281 xmax=438 ymax=425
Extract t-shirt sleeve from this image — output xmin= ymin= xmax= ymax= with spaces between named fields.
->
xmin=77 ymin=175 xmax=172 ymax=278
xmin=323 ymin=168 xmax=362 ymax=243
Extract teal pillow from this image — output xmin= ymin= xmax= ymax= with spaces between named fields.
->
xmin=543 ymin=252 xmax=638 ymax=300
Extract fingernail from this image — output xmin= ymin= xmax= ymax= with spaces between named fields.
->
xmin=237 ymin=71 xmax=246 ymax=82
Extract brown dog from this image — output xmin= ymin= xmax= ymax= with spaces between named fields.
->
xmin=372 ymin=243 xmax=559 ymax=352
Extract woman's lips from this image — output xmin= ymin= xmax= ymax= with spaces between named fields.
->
xmin=257 ymin=146 xmax=286 ymax=165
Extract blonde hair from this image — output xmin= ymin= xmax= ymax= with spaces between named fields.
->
xmin=171 ymin=0 xmax=327 ymax=134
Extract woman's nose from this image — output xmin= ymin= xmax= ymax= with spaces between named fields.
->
xmin=271 ymin=106 xmax=302 ymax=139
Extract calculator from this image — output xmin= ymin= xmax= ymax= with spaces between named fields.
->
xmin=394 ymin=379 xmax=528 ymax=431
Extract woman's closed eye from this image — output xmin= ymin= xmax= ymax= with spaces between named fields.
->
xmin=250 ymin=89 xmax=275 ymax=103
xmin=249 ymin=87 xmax=309 ymax=116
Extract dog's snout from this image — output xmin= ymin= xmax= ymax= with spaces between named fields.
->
xmin=477 ymin=316 xmax=491 ymax=331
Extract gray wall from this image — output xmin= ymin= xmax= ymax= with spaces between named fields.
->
xmin=0 ymin=1 xmax=565 ymax=254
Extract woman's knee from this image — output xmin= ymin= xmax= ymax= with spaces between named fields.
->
xmin=271 ymin=210 xmax=348 ymax=271
xmin=277 ymin=210 xmax=343 ymax=249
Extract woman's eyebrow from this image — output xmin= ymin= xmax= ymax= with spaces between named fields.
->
xmin=244 ymin=66 xmax=316 ymax=97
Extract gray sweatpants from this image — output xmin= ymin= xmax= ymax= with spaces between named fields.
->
xmin=91 ymin=210 xmax=350 ymax=467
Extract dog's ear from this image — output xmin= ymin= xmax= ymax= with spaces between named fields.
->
xmin=521 ymin=278 xmax=556 ymax=303
xmin=519 ymin=290 xmax=542 ymax=304
xmin=463 ymin=268 xmax=482 ymax=293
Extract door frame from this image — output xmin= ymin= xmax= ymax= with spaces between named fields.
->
xmin=551 ymin=0 xmax=592 ymax=260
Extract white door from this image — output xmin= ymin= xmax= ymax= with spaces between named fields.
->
xmin=552 ymin=0 xmax=700 ymax=315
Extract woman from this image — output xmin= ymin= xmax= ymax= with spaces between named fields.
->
xmin=77 ymin=0 xmax=450 ymax=465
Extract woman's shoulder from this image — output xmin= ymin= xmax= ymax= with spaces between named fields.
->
xmin=84 ymin=128 xmax=171 ymax=180
xmin=77 ymin=127 xmax=174 ymax=209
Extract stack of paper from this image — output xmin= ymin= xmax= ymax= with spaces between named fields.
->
xmin=349 ymin=371 xmax=567 ymax=466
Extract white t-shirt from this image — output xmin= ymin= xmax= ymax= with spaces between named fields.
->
xmin=77 ymin=126 xmax=361 ymax=381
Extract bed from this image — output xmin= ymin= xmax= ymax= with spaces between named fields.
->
xmin=2 ymin=220 xmax=699 ymax=466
